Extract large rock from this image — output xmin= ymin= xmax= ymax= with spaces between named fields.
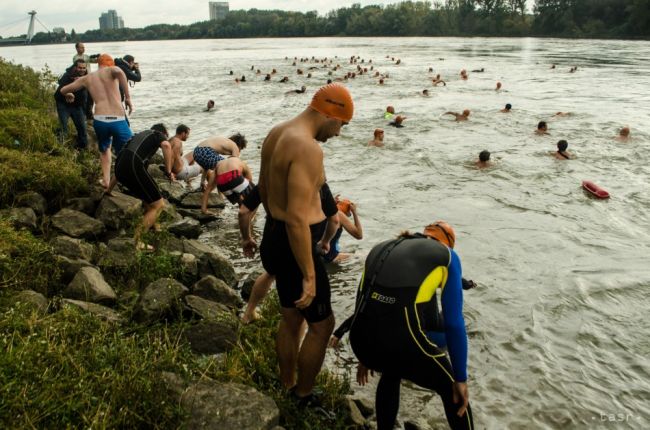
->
xmin=158 ymin=181 xmax=189 ymax=204
xmin=98 ymin=237 xmax=137 ymax=270
xmin=132 ymin=278 xmax=189 ymax=323
xmin=179 ymin=191 xmax=225 ymax=210
xmin=353 ymin=397 xmax=375 ymax=418
xmin=1 ymin=207 xmax=37 ymax=231
xmin=346 ymin=397 xmax=366 ymax=428
xmin=168 ymin=218 xmax=202 ymax=239
xmin=63 ymin=267 xmax=117 ymax=305
xmin=192 ymin=276 xmax=243 ymax=310
xmin=181 ymin=381 xmax=279 ymax=429
xmin=182 ymin=240 xmax=237 ymax=286
xmin=65 ymin=197 xmax=97 ymax=215
xmin=95 ymin=192 xmax=142 ymax=230
xmin=183 ymin=319 xmax=238 ymax=354
xmin=179 ymin=252 xmax=199 ymax=285
xmin=159 ymin=201 xmax=183 ymax=223
xmin=147 ymin=164 xmax=166 ymax=180
xmin=176 ymin=208 xmax=219 ymax=223
xmin=51 ymin=235 xmax=94 ymax=261
xmin=240 ymin=270 xmax=264 ymax=301
xmin=62 ymin=299 xmax=123 ymax=323
xmin=13 ymin=290 xmax=48 ymax=313
xmin=184 ymin=295 xmax=230 ymax=320
xmin=16 ymin=192 xmax=47 ymax=216
xmin=51 ymin=208 xmax=105 ymax=239
xmin=55 ymin=255 xmax=96 ymax=283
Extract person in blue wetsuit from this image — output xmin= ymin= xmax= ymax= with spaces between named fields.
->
xmin=332 ymin=221 xmax=474 ymax=430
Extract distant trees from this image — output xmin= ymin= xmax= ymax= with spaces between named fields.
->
xmin=19 ymin=0 xmax=650 ymax=44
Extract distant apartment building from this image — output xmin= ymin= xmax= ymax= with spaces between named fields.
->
xmin=99 ymin=10 xmax=125 ymax=30
xmin=209 ymin=2 xmax=229 ymax=21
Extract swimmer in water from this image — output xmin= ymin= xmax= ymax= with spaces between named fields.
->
xmin=460 ymin=69 xmax=468 ymax=80
xmin=495 ymin=81 xmax=502 ymax=91
xmin=279 ymin=76 xmax=289 ymax=83
xmin=500 ymin=103 xmax=512 ymax=113
xmin=368 ymin=128 xmax=384 ymax=147
xmin=553 ymin=140 xmax=573 ymax=159
xmin=286 ymin=85 xmax=307 ymax=95
xmin=616 ymin=126 xmax=631 ymax=141
xmin=535 ymin=121 xmax=549 ymax=135
xmin=432 ymin=74 xmax=446 ymax=86
xmin=422 ymin=89 xmax=430 ymax=96
xmin=205 ymin=100 xmax=215 ymax=112
xmin=444 ymin=109 xmax=471 ymax=121
xmin=476 ymin=150 xmax=492 ymax=168
xmin=472 ymin=68 xmax=485 ymax=73
xmin=384 ymin=105 xmax=396 ymax=120
xmin=388 ymin=115 xmax=405 ymax=128
xmin=554 ymin=112 xmax=571 ymax=117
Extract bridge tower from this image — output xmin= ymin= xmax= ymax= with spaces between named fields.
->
xmin=26 ymin=10 xmax=36 ymax=44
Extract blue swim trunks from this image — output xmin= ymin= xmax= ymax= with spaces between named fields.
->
xmin=93 ymin=116 xmax=133 ymax=153
xmin=193 ymin=146 xmax=225 ymax=170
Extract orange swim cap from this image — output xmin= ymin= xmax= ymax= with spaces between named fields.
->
xmin=423 ymin=221 xmax=456 ymax=249
xmin=309 ymin=83 xmax=354 ymax=123
xmin=98 ymin=54 xmax=114 ymax=67
xmin=337 ymin=199 xmax=352 ymax=216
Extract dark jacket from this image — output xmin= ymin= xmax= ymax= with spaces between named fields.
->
xmin=54 ymin=65 xmax=87 ymax=108
xmin=115 ymin=57 xmax=142 ymax=101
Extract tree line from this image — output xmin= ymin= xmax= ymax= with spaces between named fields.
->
xmin=17 ymin=0 xmax=650 ymax=44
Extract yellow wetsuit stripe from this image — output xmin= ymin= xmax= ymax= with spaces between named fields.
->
xmin=414 ymin=266 xmax=447 ymax=304
xmin=404 ymin=307 xmax=453 ymax=381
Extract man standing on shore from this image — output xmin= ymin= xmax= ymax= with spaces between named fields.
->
xmin=72 ymin=42 xmax=98 ymax=117
xmin=54 ymin=59 xmax=88 ymax=150
xmin=257 ymin=83 xmax=354 ymax=405
xmin=60 ymin=54 xmax=134 ymax=190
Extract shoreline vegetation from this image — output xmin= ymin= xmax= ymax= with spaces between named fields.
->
xmin=3 ymin=1 xmax=650 ymax=44
xmin=0 ymin=59 xmax=358 ymax=428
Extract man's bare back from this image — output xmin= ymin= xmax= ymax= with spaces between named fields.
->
xmin=63 ymin=66 xmax=131 ymax=116
xmin=197 ymin=136 xmax=240 ymax=157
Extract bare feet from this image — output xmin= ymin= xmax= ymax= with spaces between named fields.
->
xmin=136 ymin=242 xmax=155 ymax=252
xmin=241 ymin=308 xmax=262 ymax=324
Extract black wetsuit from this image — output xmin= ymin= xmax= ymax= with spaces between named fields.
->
xmin=244 ymin=183 xmax=337 ymax=323
xmin=115 ymin=130 xmax=166 ymax=204
xmin=346 ymin=235 xmax=474 ymax=430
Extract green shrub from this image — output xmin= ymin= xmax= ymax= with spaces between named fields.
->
xmin=0 ymin=147 xmax=89 ymax=208
xmin=0 ymin=107 xmax=61 ymax=153
xmin=0 ymin=218 xmax=60 ymax=294
xmin=0 ymin=58 xmax=57 ymax=110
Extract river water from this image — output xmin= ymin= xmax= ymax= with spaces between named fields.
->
xmin=2 ymin=37 xmax=649 ymax=429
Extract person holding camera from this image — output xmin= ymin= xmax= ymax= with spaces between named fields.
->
xmin=115 ymin=54 xmax=142 ymax=103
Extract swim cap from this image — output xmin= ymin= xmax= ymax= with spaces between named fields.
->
xmin=98 ymin=54 xmax=114 ymax=67
xmin=309 ymin=83 xmax=354 ymax=123
xmin=337 ymin=199 xmax=352 ymax=216
xmin=423 ymin=221 xmax=456 ymax=249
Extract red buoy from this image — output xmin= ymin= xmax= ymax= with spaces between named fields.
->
xmin=582 ymin=180 xmax=610 ymax=199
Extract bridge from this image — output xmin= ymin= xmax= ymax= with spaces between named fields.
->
xmin=0 ymin=11 xmax=49 ymax=45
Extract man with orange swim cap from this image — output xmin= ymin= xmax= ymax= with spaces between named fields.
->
xmin=254 ymin=83 xmax=354 ymax=407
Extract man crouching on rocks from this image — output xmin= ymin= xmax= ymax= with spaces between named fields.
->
xmin=107 ymin=123 xmax=174 ymax=250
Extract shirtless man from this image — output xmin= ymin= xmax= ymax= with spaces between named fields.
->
xmin=535 ymin=121 xmax=549 ymax=135
xmin=553 ymin=140 xmax=573 ymax=159
xmin=61 ymin=54 xmax=133 ymax=190
xmin=495 ymin=81 xmax=502 ymax=91
xmin=432 ymin=74 xmax=446 ymax=86
xmin=500 ymin=103 xmax=512 ymax=113
xmin=445 ymin=109 xmax=470 ymax=121
xmin=168 ymin=124 xmax=202 ymax=182
xmin=255 ymin=83 xmax=353 ymax=404
xmin=193 ymin=133 xmax=247 ymax=213
xmin=215 ymin=156 xmax=254 ymax=206
xmin=616 ymin=126 xmax=631 ymax=141
xmin=476 ymin=150 xmax=492 ymax=168
xmin=368 ymin=128 xmax=384 ymax=147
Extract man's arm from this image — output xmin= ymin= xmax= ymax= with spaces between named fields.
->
xmin=340 ymin=203 xmax=363 ymax=239
xmin=60 ymin=75 xmax=87 ymax=97
xmin=112 ymin=67 xmax=133 ymax=114
xmin=241 ymin=161 xmax=253 ymax=182
xmin=160 ymin=140 xmax=175 ymax=181
xmin=285 ymin=144 xmax=323 ymax=309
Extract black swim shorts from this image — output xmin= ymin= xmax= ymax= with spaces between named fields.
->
xmin=259 ymin=216 xmax=331 ymax=323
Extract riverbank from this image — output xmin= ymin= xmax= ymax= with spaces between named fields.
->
xmin=0 ymin=58 xmax=364 ymax=429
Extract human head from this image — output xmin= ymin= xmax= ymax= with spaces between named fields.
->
xmin=151 ymin=123 xmax=169 ymax=138
xmin=75 ymin=42 xmax=85 ymax=55
xmin=309 ymin=83 xmax=354 ymax=123
xmin=374 ymin=128 xmax=384 ymax=139
xmin=229 ymin=133 xmax=247 ymax=150
xmin=505 ymin=103 xmax=512 ymax=110
xmin=462 ymin=109 xmax=470 ymax=117
xmin=207 ymin=100 xmax=215 ymax=109
xmin=176 ymin=124 xmax=190 ymax=140
xmin=386 ymin=106 xmax=395 ymax=114
xmin=379 ymin=78 xmax=384 ymax=85
xmin=423 ymin=221 xmax=456 ymax=249
xmin=557 ymin=140 xmax=568 ymax=152
xmin=97 ymin=54 xmax=114 ymax=68
xmin=422 ymin=89 xmax=429 ymax=96
xmin=537 ymin=121 xmax=547 ymax=131
xmin=496 ymin=81 xmax=502 ymax=90
xmin=301 ymin=85 xmax=306 ymax=92
xmin=337 ymin=199 xmax=352 ymax=216
xmin=395 ymin=115 xmax=404 ymax=125
xmin=479 ymin=150 xmax=491 ymax=162
xmin=123 ymin=54 xmax=135 ymax=67
xmin=619 ymin=126 xmax=630 ymax=137
xmin=73 ymin=59 xmax=87 ymax=75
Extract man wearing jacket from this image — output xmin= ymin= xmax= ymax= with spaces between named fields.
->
xmin=54 ymin=59 xmax=88 ymax=150
xmin=115 ymin=55 xmax=141 ymax=102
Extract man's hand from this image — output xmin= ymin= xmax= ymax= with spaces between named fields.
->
xmin=356 ymin=363 xmax=374 ymax=386
xmin=294 ymin=277 xmax=315 ymax=309
xmin=64 ymin=93 xmax=75 ymax=103
xmin=349 ymin=202 xmax=357 ymax=214
xmin=316 ymin=240 xmax=329 ymax=255
xmin=452 ymin=382 xmax=469 ymax=417
xmin=241 ymin=238 xmax=258 ymax=258
xmin=124 ymin=98 xmax=133 ymax=115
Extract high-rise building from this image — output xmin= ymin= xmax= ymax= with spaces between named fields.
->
xmin=99 ymin=10 xmax=124 ymax=30
xmin=209 ymin=2 xmax=229 ymax=21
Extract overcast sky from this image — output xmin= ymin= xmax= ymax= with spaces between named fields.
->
xmin=0 ymin=1 xmax=410 ymax=37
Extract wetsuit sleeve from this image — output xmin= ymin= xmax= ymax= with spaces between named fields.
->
xmin=320 ymin=183 xmax=338 ymax=217
xmin=332 ymin=315 xmax=353 ymax=340
xmin=441 ymin=249 xmax=468 ymax=382
xmin=242 ymin=185 xmax=261 ymax=211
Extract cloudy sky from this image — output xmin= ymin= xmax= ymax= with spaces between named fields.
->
xmin=1 ymin=0 xmax=408 ymax=37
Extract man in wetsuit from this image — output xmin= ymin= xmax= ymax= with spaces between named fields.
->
xmin=332 ymin=221 xmax=474 ymax=430
xmin=257 ymin=83 xmax=353 ymax=404
xmin=60 ymin=54 xmax=133 ymax=191
xmin=107 ymin=124 xmax=174 ymax=249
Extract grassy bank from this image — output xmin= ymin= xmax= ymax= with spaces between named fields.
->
xmin=0 ymin=57 xmax=353 ymax=428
